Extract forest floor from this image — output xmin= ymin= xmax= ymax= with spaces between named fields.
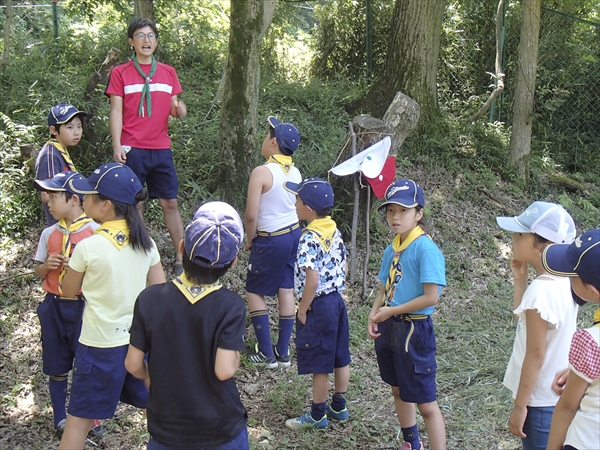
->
xmin=0 ymin=164 xmax=596 ymax=450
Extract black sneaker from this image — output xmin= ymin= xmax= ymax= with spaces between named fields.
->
xmin=248 ymin=344 xmax=277 ymax=369
xmin=88 ymin=420 xmax=107 ymax=437
xmin=273 ymin=345 xmax=291 ymax=368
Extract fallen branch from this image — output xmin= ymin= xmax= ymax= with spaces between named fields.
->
xmin=0 ymin=271 xmax=36 ymax=283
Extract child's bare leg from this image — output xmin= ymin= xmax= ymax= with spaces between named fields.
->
xmin=334 ymin=365 xmax=349 ymax=393
xmin=417 ymin=401 xmax=446 ymax=450
xmin=58 ymin=415 xmax=93 ymax=450
xmin=277 ymin=288 xmax=295 ymax=316
xmin=312 ymin=373 xmax=329 ymax=404
xmin=247 ymin=292 xmax=267 ymax=313
xmin=392 ymin=386 xmax=416 ymax=427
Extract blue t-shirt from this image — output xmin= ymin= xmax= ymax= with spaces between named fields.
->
xmin=377 ymin=236 xmax=446 ymax=315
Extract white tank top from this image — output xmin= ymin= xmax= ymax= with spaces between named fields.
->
xmin=257 ymin=162 xmax=301 ymax=232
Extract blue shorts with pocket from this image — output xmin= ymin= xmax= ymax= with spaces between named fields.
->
xmin=295 ymin=291 xmax=351 ymax=375
xmin=147 ymin=426 xmax=249 ymax=450
xmin=37 ymin=293 xmax=84 ymax=375
xmin=246 ymin=225 xmax=301 ymax=296
xmin=68 ymin=344 xmax=148 ymax=419
xmin=375 ymin=315 xmax=437 ymax=404
xmin=125 ymin=147 xmax=178 ymax=200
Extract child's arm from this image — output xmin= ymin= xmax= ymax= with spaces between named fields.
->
xmin=551 ymin=367 xmax=570 ymax=395
xmin=546 ymin=370 xmax=588 ymax=449
xmin=125 ymin=344 xmax=150 ymax=390
xmin=297 ymin=268 xmax=318 ymax=325
xmin=508 ymin=309 xmax=548 ymax=438
xmin=510 ymin=259 xmax=529 ymax=323
xmin=147 ymin=262 xmax=166 ymax=286
xmin=244 ymin=166 xmax=270 ymax=250
xmin=214 ymin=348 xmax=240 ymax=381
xmin=371 ymin=283 xmax=439 ymax=322
xmin=169 ymin=96 xmax=187 ymax=118
xmin=61 ymin=268 xmax=84 ymax=298
xmin=368 ymin=284 xmax=386 ymax=339
xmin=109 ymin=95 xmax=127 ymax=164
xmin=34 ymin=254 xmax=65 ymax=279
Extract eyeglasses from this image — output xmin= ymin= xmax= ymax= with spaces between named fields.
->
xmin=133 ymin=33 xmax=157 ymax=41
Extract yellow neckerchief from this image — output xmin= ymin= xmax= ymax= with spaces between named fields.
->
xmin=594 ymin=308 xmax=600 ymax=327
xmin=265 ymin=154 xmax=294 ymax=175
xmin=56 ymin=213 xmax=94 ymax=296
xmin=303 ymin=216 xmax=337 ymax=252
xmin=47 ymin=139 xmax=76 ymax=171
xmin=94 ymin=219 xmax=130 ymax=250
xmin=173 ymin=273 xmax=222 ymax=304
xmin=383 ymin=225 xmax=428 ymax=306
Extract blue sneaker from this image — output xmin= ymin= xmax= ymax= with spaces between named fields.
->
xmin=326 ymin=404 xmax=349 ymax=422
xmin=285 ymin=412 xmax=328 ymax=430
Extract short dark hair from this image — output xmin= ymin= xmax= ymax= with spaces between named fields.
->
xmin=533 ymin=233 xmax=551 ymax=246
xmin=128 ymin=18 xmax=159 ymax=39
xmin=181 ymin=250 xmax=233 ymax=284
xmin=48 ymin=190 xmax=80 ymax=205
xmin=316 ymin=206 xmax=332 ymax=217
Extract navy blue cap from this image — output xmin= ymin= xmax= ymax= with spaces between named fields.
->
xmin=543 ymin=228 xmax=600 ymax=290
xmin=184 ymin=201 xmax=244 ymax=268
xmin=33 ymin=170 xmax=84 ymax=196
xmin=284 ymin=177 xmax=334 ymax=215
xmin=48 ymin=104 xmax=87 ymax=127
xmin=268 ymin=116 xmax=300 ymax=155
xmin=378 ymin=179 xmax=425 ymax=211
xmin=69 ymin=163 xmax=142 ymax=205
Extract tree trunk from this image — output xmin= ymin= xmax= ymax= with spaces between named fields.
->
xmin=217 ymin=0 xmax=275 ymax=205
xmin=2 ymin=0 xmax=12 ymax=70
xmin=362 ymin=0 xmax=445 ymax=125
xmin=134 ymin=0 xmax=154 ymax=21
xmin=508 ymin=0 xmax=541 ymax=179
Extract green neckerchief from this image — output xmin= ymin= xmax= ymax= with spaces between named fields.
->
xmin=131 ymin=54 xmax=157 ymax=118
xmin=173 ymin=273 xmax=222 ymax=304
xmin=48 ymin=139 xmax=76 ymax=171
xmin=383 ymin=226 xmax=429 ymax=306
xmin=303 ymin=216 xmax=337 ymax=252
xmin=265 ymin=155 xmax=294 ymax=175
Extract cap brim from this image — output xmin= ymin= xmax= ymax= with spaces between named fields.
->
xmin=69 ymin=177 xmax=97 ymax=195
xmin=283 ymin=181 xmax=301 ymax=195
xmin=33 ymin=179 xmax=65 ymax=192
xmin=267 ymin=116 xmax=280 ymax=128
xmin=542 ymin=243 xmax=577 ymax=277
xmin=55 ymin=111 xmax=88 ymax=125
xmin=377 ymin=200 xmax=419 ymax=212
xmin=496 ymin=216 xmax=530 ymax=233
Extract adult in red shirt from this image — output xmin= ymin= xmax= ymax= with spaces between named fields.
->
xmin=106 ymin=18 xmax=187 ymax=275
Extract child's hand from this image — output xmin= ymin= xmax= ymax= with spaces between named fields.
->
xmin=113 ymin=146 xmax=127 ymax=164
xmin=508 ymin=405 xmax=527 ymax=438
xmin=45 ymin=254 xmax=65 ymax=271
xmin=367 ymin=315 xmax=381 ymax=339
xmin=297 ymin=310 xmax=307 ymax=325
xmin=551 ymin=368 xmax=570 ymax=395
xmin=371 ymin=306 xmax=392 ymax=324
xmin=510 ymin=259 xmax=528 ymax=281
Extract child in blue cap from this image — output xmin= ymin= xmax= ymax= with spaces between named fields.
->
xmin=543 ymin=229 xmax=600 ymax=450
xmin=368 ymin=179 xmax=446 ymax=450
xmin=126 ymin=201 xmax=249 ymax=449
xmin=57 ymin=163 xmax=166 ymax=450
xmin=283 ymin=177 xmax=351 ymax=430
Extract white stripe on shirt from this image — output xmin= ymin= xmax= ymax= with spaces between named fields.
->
xmin=124 ymin=83 xmax=173 ymax=95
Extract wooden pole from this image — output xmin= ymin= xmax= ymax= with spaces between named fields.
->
xmin=349 ymin=122 xmax=359 ymax=284
xmin=362 ymin=186 xmax=371 ymax=299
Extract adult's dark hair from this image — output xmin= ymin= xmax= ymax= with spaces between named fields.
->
xmin=128 ymin=18 xmax=159 ymax=39
xmin=96 ymin=189 xmax=152 ymax=252
xmin=181 ymin=250 xmax=233 ymax=284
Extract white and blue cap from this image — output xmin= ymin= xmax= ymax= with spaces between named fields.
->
xmin=496 ymin=201 xmax=576 ymax=244
xmin=284 ymin=177 xmax=334 ymax=215
xmin=184 ymin=201 xmax=244 ymax=268
xmin=69 ymin=163 xmax=142 ymax=205
xmin=48 ymin=103 xmax=87 ymax=127
xmin=378 ymin=179 xmax=425 ymax=211
xmin=33 ymin=170 xmax=84 ymax=196
xmin=542 ymin=228 xmax=600 ymax=290
xmin=267 ymin=116 xmax=301 ymax=155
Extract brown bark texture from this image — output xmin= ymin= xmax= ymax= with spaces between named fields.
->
xmin=363 ymin=0 xmax=445 ymax=124
xmin=508 ymin=0 xmax=541 ymax=178
xmin=217 ymin=0 xmax=275 ymax=205
xmin=134 ymin=0 xmax=154 ymax=20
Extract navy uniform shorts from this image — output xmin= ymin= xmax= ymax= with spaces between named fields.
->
xmin=37 ymin=293 xmax=84 ymax=375
xmin=68 ymin=344 xmax=148 ymax=419
xmin=296 ymin=291 xmax=351 ymax=375
xmin=125 ymin=147 xmax=178 ymax=200
xmin=245 ymin=225 xmax=301 ymax=296
xmin=375 ymin=315 xmax=438 ymax=404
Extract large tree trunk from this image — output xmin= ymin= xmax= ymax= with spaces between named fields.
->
xmin=217 ymin=0 xmax=275 ymax=204
xmin=508 ymin=0 xmax=541 ymax=179
xmin=362 ymin=0 xmax=445 ymax=125
xmin=134 ymin=0 xmax=154 ymax=20
xmin=2 ymin=0 xmax=12 ymax=70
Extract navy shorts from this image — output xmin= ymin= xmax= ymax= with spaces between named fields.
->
xmin=68 ymin=344 xmax=148 ymax=419
xmin=37 ymin=293 xmax=84 ymax=375
xmin=125 ymin=147 xmax=179 ymax=200
xmin=296 ymin=291 xmax=351 ymax=375
xmin=375 ymin=315 xmax=437 ymax=404
xmin=246 ymin=225 xmax=301 ymax=296
xmin=147 ymin=426 xmax=249 ymax=450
